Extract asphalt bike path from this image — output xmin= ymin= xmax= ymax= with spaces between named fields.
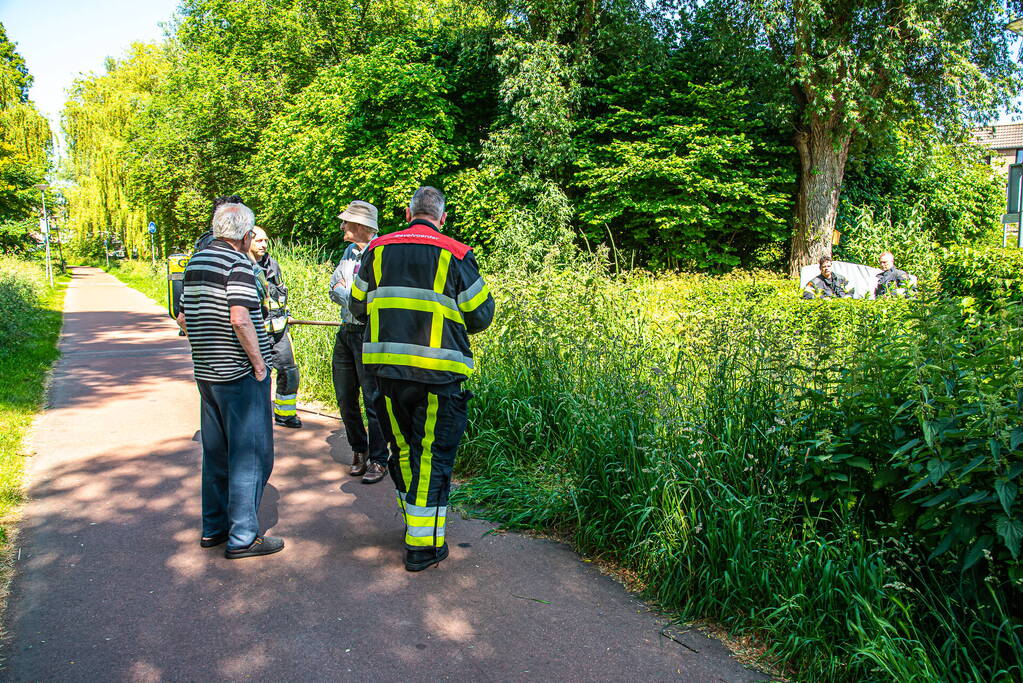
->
xmin=2 ymin=266 xmax=767 ymax=682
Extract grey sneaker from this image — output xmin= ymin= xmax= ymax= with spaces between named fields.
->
xmin=225 ymin=535 xmax=285 ymax=559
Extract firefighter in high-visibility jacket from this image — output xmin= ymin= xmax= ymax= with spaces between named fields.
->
xmin=350 ymin=186 xmax=495 ymax=572
xmin=249 ymin=226 xmax=302 ymax=428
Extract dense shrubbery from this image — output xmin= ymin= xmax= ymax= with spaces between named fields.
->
xmin=938 ymin=246 xmax=1023 ymax=305
xmin=0 ymin=256 xmax=47 ymax=355
xmin=450 ymin=264 xmax=1021 ymax=680
xmin=63 ymin=1 xmax=1008 ymax=272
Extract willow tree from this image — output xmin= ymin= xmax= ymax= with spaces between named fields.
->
xmin=63 ymin=43 xmax=168 ymax=255
xmin=0 ymin=22 xmax=50 ymax=232
xmin=688 ymin=0 xmax=1021 ymax=276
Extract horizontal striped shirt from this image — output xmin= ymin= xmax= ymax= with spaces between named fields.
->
xmin=181 ymin=241 xmax=272 ymax=382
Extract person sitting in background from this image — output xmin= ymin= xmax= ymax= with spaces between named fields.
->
xmin=248 ymin=226 xmax=302 ymax=429
xmin=803 ymin=256 xmax=851 ymax=299
xmin=874 ymin=251 xmax=913 ymax=298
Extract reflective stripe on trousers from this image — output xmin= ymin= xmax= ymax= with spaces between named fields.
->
xmin=274 ymin=393 xmax=297 ymax=417
xmin=374 ymin=377 xmax=471 ymax=549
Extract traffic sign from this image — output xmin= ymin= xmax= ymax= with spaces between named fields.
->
xmin=148 ymin=222 xmax=157 ymax=234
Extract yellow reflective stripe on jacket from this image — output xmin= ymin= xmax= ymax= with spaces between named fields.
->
xmin=458 ymin=281 xmax=491 ymax=312
xmin=369 ymin=297 xmax=464 ymax=322
xmin=431 ymin=251 xmax=452 ymax=347
xmin=433 ymin=250 xmax=451 ymax=293
xmin=373 ymin=245 xmax=384 ymax=289
xmin=363 ymin=352 xmax=474 ymax=376
xmin=367 ymin=287 xmax=459 ymax=313
xmin=351 ymin=282 xmax=366 ymax=301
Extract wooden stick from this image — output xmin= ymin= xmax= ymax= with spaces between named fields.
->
xmin=287 ymin=318 xmax=343 ymax=327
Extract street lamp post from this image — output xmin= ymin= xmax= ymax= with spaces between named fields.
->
xmin=35 ymin=183 xmax=52 ymax=286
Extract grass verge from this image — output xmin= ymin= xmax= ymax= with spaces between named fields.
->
xmin=0 ymin=265 xmax=67 ymax=618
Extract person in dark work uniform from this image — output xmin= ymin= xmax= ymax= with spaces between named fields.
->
xmin=803 ymin=256 xmax=851 ymax=299
xmin=249 ymin=226 xmax=302 ymax=428
xmin=350 ymin=186 xmax=495 ymax=572
xmin=874 ymin=251 xmax=914 ymax=298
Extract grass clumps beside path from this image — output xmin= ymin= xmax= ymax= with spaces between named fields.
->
xmin=0 ymin=257 xmax=65 ymax=540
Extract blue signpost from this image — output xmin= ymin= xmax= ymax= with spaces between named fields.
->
xmin=148 ymin=221 xmax=157 ymax=264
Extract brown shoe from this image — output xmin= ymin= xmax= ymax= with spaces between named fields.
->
xmin=349 ymin=451 xmax=367 ymax=476
xmin=362 ymin=461 xmax=387 ymax=485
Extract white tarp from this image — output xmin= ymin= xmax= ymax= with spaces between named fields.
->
xmin=800 ymin=260 xmax=882 ymax=299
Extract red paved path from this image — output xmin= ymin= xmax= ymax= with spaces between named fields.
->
xmin=2 ymin=267 xmax=767 ymax=682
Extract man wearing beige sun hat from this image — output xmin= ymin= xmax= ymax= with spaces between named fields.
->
xmin=328 ymin=200 xmax=389 ymax=484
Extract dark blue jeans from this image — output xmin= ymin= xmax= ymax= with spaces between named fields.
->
xmin=196 ymin=372 xmax=274 ymax=550
xmin=331 ymin=325 xmax=388 ymax=466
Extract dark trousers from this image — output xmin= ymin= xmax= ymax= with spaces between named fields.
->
xmin=270 ymin=331 xmax=300 ymax=418
xmin=374 ymin=377 xmax=472 ymax=549
xmin=331 ymin=326 xmax=387 ymax=465
xmin=195 ymin=373 xmax=274 ymax=550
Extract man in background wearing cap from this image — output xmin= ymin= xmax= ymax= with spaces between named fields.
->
xmin=329 ymin=200 xmax=389 ymax=484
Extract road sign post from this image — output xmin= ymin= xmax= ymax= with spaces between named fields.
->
xmin=148 ymin=221 xmax=157 ymax=265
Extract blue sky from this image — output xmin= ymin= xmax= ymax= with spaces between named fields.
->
xmin=0 ymin=0 xmax=180 ymax=134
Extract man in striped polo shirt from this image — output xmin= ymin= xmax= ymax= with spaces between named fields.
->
xmin=176 ymin=202 xmax=284 ymax=559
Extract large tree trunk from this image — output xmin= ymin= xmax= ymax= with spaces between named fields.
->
xmin=789 ymin=123 xmax=852 ymax=278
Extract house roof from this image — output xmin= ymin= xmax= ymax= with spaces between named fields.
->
xmin=973 ymin=123 xmax=1023 ymax=150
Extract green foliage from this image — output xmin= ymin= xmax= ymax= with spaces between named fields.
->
xmin=684 ymin=0 xmax=1021 ymax=273
xmin=64 ymin=234 xmax=108 ymax=264
xmin=840 ymin=129 xmax=1004 ymax=251
xmin=63 ymin=43 xmax=166 ymax=254
xmin=0 ymin=218 xmax=34 ymax=254
xmin=0 ymin=255 xmax=46 ymax=354
xmin=0 ymin=23 xmax=49 ymax=226
xmin=574 ymin=63 xmax=795 ymax=270
xmin=479 ymin=37 xmax=581 ymax=270
xmin=835 ymin=203 xmax=940 ymax=278
xmin=248 ymin=40 xmax=457 ymax=240
xmin=938 ymin=246 xmax=1023 ymax=305
xmin=445 ymin=262 xmax=1022 ymax=681
xmin=0 ymin=257 xmax=63 ymax=551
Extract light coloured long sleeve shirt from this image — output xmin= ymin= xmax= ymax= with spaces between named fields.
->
xmin=328 ymin=242 xmax=366 ymax=324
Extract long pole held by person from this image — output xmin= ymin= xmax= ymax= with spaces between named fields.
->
xmin=35 ymin=183 xmax=52 ymax=286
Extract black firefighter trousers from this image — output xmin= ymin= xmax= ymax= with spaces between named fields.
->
xmin=373 ymin=377 xmax=472 ymax=550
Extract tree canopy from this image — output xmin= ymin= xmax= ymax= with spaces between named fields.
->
xmin=0 ymin=22 xmax=51 ymax=253
xmin=59 ymin=0 xmax=1014 ymax=270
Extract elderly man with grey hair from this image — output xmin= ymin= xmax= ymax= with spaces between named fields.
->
xmin=177 ymin=202 xmax=284 ymax=559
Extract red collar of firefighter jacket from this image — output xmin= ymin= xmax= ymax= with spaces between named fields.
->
xmin=368 ymin=220 xmax=472 ymax=260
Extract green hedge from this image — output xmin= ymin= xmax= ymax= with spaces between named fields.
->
xmin=938 ymin=246 xmax=1023 ymax=304
xmin=0 ymin=257 xmax=48 ymax=357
